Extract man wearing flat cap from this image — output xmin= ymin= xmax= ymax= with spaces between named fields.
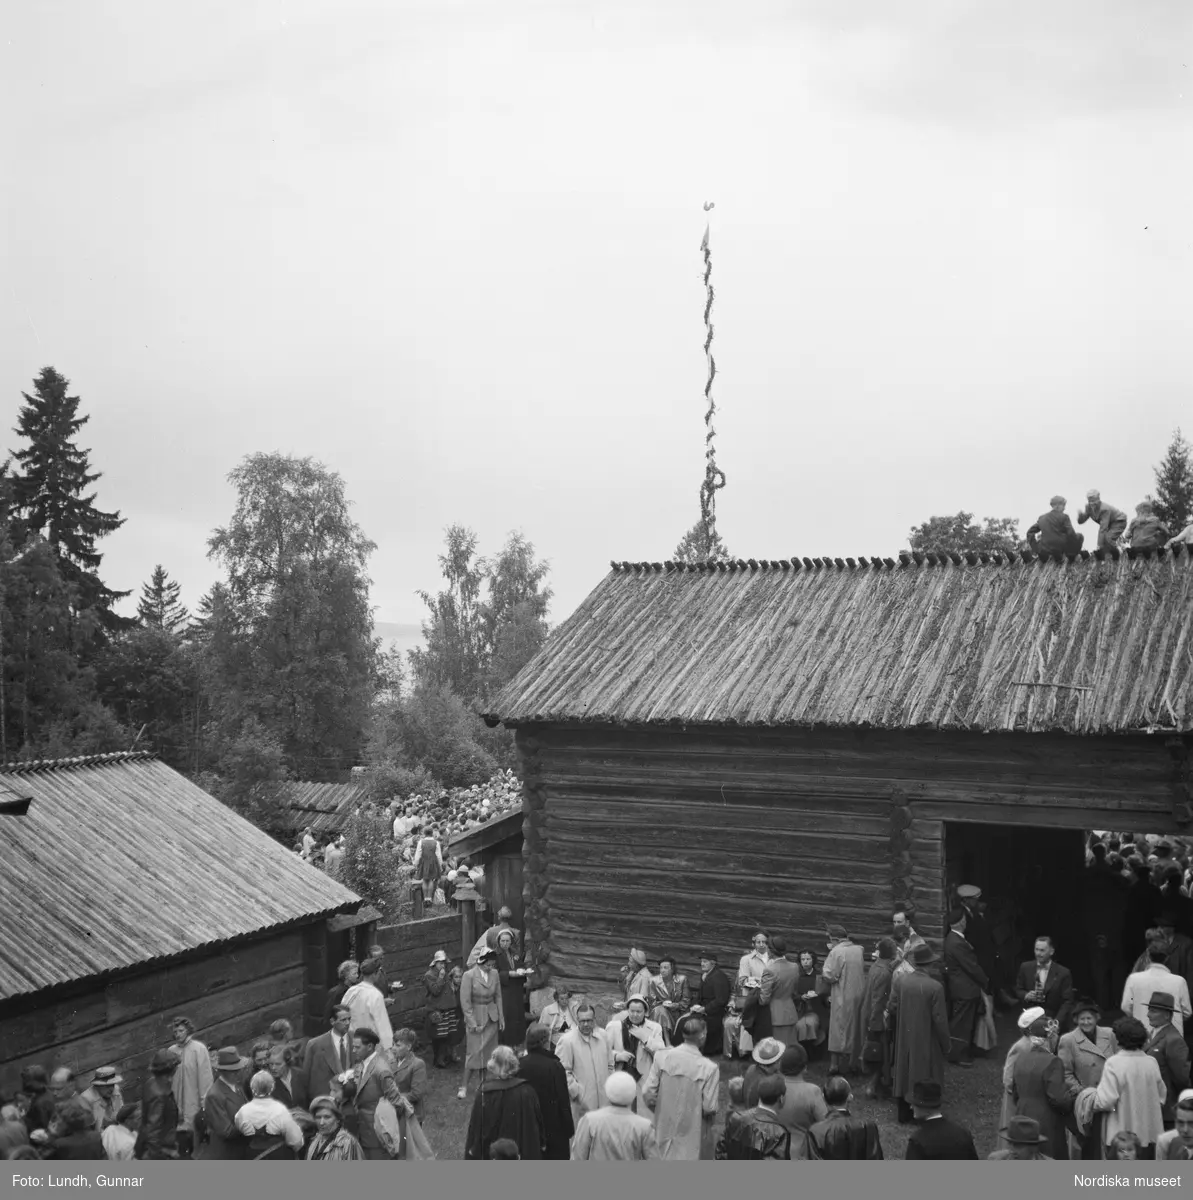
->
xmin=1078 ymin=490 xmax=1127 ymax=551
xmin=955 ymin=885 xmax=1002 ymax=1002
xmin=944 ymin=907 xmax=988 ymax=1068
xmin=1146 ymin=991 xmax=1191 ymax=1130
xmin=887 ymin=943 xmax=951 ymax=1125
xmin=904 ymin=1079 xmax=978 ymax=1159
xmin=1027 ymin=496 xmax=1084 ymax=556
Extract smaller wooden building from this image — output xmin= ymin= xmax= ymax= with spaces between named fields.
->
xmin=448 ymin=809 xmax=525 ymax=929
xmin=0 ymin=752 xmax=361 ymax=1101
xmin=285 ymin=779 xmax=367 ymax=839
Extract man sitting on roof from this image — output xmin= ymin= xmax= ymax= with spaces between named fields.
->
xmin=1026 ymin=496 xmax=1084 ymax=556
xmin=1078 ymin=490 xmax=1127 ymax=550
xmin=1123 ymin=501 xmax=1170 ymax=552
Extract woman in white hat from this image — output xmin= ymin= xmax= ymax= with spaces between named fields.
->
xmin=998 ymin=1006 xmax=1044 ymax=1149
xmin=423 ymin=951 xmax=458 ymax=1069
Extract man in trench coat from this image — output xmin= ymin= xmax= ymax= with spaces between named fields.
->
xmin=887 ymin=943 xmax=951 ymax=1124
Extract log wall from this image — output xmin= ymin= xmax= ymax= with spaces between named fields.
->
xmin=0 ymin=928 xmax=310 ymax=1104
xmin=518 ymin=724 xmax=1180 ymax=994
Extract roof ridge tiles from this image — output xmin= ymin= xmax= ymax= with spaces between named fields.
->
xmin=0 ymin=750 xmax=157 ymax=774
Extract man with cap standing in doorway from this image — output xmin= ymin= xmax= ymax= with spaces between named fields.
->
xmin=956 ymin=885 xmax=1003 ymax=1005
xmin=944 ymin=907 xmax=988 ymax=1068
xmin=1078 ymin=490 xmax=1128 ymax=551
xmin=904 ymin=1079 xmax=978 ymax=1159
xmin=1146 ymin=991 xmax=1191 ymax=1130
xmin=887 ymin=943 xmax=952 ymax=1125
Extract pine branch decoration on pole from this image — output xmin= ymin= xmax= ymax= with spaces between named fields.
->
xmin=699 ymin=202 xmax=727 ymax=551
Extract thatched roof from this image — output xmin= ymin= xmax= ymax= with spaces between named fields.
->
xmin=483 ymin=546 xmax=1193 ymax=735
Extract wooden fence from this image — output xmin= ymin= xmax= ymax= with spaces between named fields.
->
xmin=374 ymin=912 xmax=462 ymax=1036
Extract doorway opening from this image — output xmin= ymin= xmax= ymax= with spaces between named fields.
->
xmin=944 ymin=821 xmax=1089 ymax=997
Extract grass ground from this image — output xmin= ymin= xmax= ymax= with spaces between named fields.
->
xmin=412 ymin=1011 xmax=1019 ymax=1159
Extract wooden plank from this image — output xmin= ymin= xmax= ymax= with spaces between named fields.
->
xmin=547 ymin=875 xmax=889 ymax=913
xmin=547 ymin=779 xmax=896 ymax=814
xmin=546 ymin=802 xmax=891 ymax=838
xmin=545 ymin=825 xmax=891 ymax=862
xmin=545 ymin=853 xmax=887 ymax=887
xmin=912 ymin=800 xmax=1168 ymax=829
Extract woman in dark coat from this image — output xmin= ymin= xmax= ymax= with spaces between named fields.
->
xmin=515 ymin=1023 xmax=575 ymax=1159
xmin=464 ymin=1046 xmax=545 ymax=1160
xmin=1011 ymin=1015 xmax=1074 ymax=1160
xmin=495 ymin=929 xmax=528 ymax=1048
xmin=795 ymin=949 xmax=828 ymax=1056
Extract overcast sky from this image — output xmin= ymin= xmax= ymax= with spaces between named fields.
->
xmin=4 ymin=0 xmax=1190 ymax=631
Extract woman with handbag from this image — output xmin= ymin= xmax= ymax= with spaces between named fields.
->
xmin=424 ymin=951 xmax=459 ymax=1068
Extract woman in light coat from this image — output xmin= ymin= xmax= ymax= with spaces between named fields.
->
xmin=608 ymin=996 xmax=665 ymax=1112
xmin=459 ymin=947 xmax=504 ymax=1100
xmin=1058 ymin=997 xmax=1118 ymax=1159
xmin=821 ymin=926 xmax=866 ymax=1075
xmin=1094 ymin=1017 xmax=1167 ymax=1159
xmin=726 ymin=932 xmax=771 ymax=1059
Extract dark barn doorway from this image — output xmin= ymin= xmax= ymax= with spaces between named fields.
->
xmin=944 ymin=821 xmax=1089 ymax=997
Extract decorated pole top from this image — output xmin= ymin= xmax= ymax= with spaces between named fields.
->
xmin=699 ymin=203 xmax=726 ymax=551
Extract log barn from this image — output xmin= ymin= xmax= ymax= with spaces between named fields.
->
xmin=482 ymin=548 xmax=1193 ymax=996
xmin=0 ymin=752 xmax=360 ymax=1101
xmin=448 ymin=809 xmax=525 ymax=930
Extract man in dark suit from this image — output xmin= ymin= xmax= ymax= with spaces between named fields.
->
xmin=302 ymin=1005 xmax=353 ymax=1104
xmin=759 ymin=936 xmax=800 ymax=1049
xmin=955 ymin=885 xmax=1004 ymax=1003
xmin=1146 ymin=991 xmax=1192 ymax=1129
xmin=904 ymin=1079 xmax=978 ymax=1159
xmin=352 ymin=1028 xmax=410 ymax=1160
xmin=943 ymin=908 xmax=988 ymax=1067
xmin=199 ymin=1048 xmax=248 ymax=1160
xmin=693 ymin=953 xmax=731 ymax=1057
xmin=1015 ymin=936 xmax=1075 ymax=1031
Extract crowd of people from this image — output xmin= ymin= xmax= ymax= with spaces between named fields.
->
xmin=294 ymin=770 xmax=523 ymax=907
xmin=1025 ymin=488 xmax=1193 ymax=556
xmin=12 ymin=828 xmax=1193 ymax=1164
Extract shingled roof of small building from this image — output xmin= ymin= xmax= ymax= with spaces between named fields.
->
xmin=0 ymin=753 xmax=360 ymax=1000
xmin=483 ymin=546 xmax=1193 ymax=735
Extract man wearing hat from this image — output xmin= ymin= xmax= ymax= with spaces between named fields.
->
xmin=943 ymin=907 xmax=988 ymax=1068
xmin=742 ymin=1037 xmax=786 ymax=1108
xmin=1010 ymin=1015 xmax=1072 ymax=1159
xmin=200 ymin=1048 xmax=249 ymax=1160
xmin=988 ymin=1116 xmax=1052 ymax=1160
xmin=78 ymin=1066 xmax=123 ymax=1132
xmin=1026 ymin=495 xmax=1084 ymax=556
xmin=571 ymin=1071 xmax=660 ymax=1160
xmin=887 ymin=942 xmax=951 ymax=1124
xmin=1146 ymin=991 xmax=1191 ymax=1129
xmin=904 ymin=1079 xmax=978 ymax=1159
xmin=955 ymin=885 xmax=1002 ymax=1003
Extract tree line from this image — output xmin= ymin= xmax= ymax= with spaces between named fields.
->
xmin=0 ymin=367 xmax=551 ymax=838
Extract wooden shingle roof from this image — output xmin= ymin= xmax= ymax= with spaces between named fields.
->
xmin=286 ymin=780 xmax=367 ymax=836
xmin=0 ymin=753 xmax=360 ymax=1000
xmin=483 ymin=546 xmax=1193 ymax=735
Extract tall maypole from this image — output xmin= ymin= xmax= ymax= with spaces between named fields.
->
xmin=698 ymin=202 xmax=726 ymax=553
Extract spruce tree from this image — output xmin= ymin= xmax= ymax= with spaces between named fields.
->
xmin=10 ymin=367 xmax=130 ymax=632
xmin=1148 ymin=428 xmax=1193 ymax=533
xmin=137 ymin=564 xmax=190 ymax=633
